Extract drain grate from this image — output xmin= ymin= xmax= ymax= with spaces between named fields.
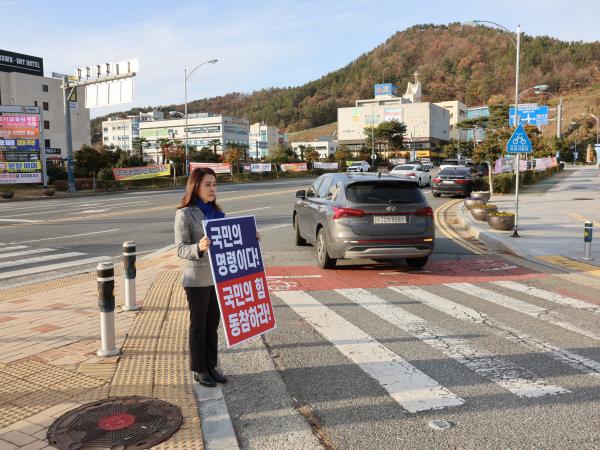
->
xmin=47 ymin=396 xmax=183 ymax=449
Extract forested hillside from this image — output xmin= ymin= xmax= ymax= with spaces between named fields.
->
xmin=92 ymin=23 xmax=600 ymax=135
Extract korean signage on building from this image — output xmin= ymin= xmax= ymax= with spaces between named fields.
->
xmin=203 ymin=216 xmax=276 ymax=347
xmin=0 ymin=49 xmax=44 ymax=77
xmin=384 ymin=108 xmax=403 ymax=122
xmin=0 ymin=109 xmax=42 ymax=184
xmin=374 ymin=83 xmax=396 ymax=97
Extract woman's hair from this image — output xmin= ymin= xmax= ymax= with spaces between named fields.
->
xmin=177 ymin=167 xmax=222 ymax=210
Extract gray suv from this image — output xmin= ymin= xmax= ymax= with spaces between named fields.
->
xmin=293 ymin=173 xmax=435 ymax=269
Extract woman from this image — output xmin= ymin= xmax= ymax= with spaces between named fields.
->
xmin=174 ymin=167 xmax=227 ymax=387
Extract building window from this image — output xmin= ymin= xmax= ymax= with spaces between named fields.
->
xmin=45 ymin=139 xmax=50 ymax=148
xmin=43 ymin=102 xmax=49 ymax=111
xmin=103 ymin=127 xmax=108 ymax=132
xmin=103 ymin=136 xmax=108 ymax=141
xmin=44 ymin=120 xmax=50 ymax=130
xmin=34 ymin=100 xmax=38 ymax=106
xmin=42 ymin=85 xmax=48 ymax=92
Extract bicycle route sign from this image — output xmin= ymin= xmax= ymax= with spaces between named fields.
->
xmin=506 ymin=125 xmax=532 ymax=154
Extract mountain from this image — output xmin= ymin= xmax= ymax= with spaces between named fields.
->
xmin=91 ymin=23 xmax=600 ymax=137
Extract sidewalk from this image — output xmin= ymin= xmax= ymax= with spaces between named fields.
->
xmin=0 ymin=249 xmax=204 ymax=449
xmin=455 ymin=166 xmax=600 ymax=276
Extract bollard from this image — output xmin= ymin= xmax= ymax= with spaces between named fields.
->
xmin=122 ymin=241 xmax=139 ymax=311
xmin=583 ymin=221 xmax=593 ymax=261
xmin=96 ymin=262 xmax=120 ymax=357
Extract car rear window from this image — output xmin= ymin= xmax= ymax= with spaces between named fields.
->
xmin=393 ymin=165 xmax=416 ymax=170
xmin=345 ymin=181 xmax=424 ymax=204
xmin=439 ymin=167 xmax=470 ymax=176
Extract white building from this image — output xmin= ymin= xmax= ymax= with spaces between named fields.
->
xmin=435 ymin=100 xmax=467 ymax=141
xmin=0 ymin=49 xmax=90 ymax=160
xmin=290 ymin=139 xmax=339 ymax=159
xmin=102 ymin=111 xmax=164 ymax=151
xmin=139 ymin=113 xmax=249 ymax=162
xmin=249 ymin=122 xmax=280 ymax=159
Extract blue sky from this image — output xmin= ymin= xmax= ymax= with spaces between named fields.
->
xmin=2 ymin=0 xmax=598 ymax=117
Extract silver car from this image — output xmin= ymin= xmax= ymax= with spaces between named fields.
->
xmin=293 ymin=173 xmax=435 ymax=269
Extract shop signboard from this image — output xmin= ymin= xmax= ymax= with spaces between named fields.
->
xmin=0 ymin=172 xmax=42 ymax=184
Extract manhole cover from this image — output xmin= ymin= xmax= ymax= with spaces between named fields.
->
xmin=572 ymin=198 xmax=594 ymax=201
xmin=47 ymin=396 xmax=183 ymax=449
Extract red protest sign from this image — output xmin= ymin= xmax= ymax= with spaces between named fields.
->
xmin=203 ymin=215 xmax=276 ymax=347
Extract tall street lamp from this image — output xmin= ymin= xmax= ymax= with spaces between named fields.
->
xmin=184 ymin=59 xmax=218 ymax=176
xmin=465 ymin=20 xmax=522 ymax=236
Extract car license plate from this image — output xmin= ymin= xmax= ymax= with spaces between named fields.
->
xmin=374 ymin=215 xmax=407 ymax=224
xmin=442 ymin=180 xmax=454 ymax=184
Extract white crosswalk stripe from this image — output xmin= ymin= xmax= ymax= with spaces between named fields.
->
xmin=337 ymin=288 xmax=568 ymax=398
xmin=275 ymin=290 xmax=465 ymax=413
xmin=0 ymin=248 xmax=56 ymax=260
xmin=446 ymin=282 xmax=600 ymax=341
xmin=0 ymin=245 xmax=28 ymax=252
xmin=0 ymin=252 xmax=86 ymax=269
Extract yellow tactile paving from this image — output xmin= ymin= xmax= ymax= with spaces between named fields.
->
xmin=538 ymin=255 xmax=600 ymax=277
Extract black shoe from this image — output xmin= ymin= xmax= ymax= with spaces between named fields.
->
xmin=208 ymin=367 xmax=228 ymax=384
xmin=194 ymin=371 xmax=217 ymax=387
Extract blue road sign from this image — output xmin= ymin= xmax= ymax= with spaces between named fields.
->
xmin=509 ymin=105 xmax=549 ymax=126
xmin=506 ymin=125 xmax=532 ymax=154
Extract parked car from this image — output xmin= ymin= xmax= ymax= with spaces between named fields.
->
xmin=389 ymin=164 xmax=432 ymax=187
xmin=431 ymin=166 xmax=478 ymax=198
xmin=346 ymin=161 xmax=370 ymax=172
xmin=293 ymin=173 xmax=435 ymax=269
xmin=421 ymin=161 xmax=434 ymax=170
xmin=439 ymin=158 xmax=468 ymax=171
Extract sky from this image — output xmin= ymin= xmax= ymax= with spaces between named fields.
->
xmin=2 ymin=0 xmax=598 ymax=118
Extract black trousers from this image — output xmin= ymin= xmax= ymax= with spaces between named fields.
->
xmin=184 ymin=286 xmax=220 ymax=373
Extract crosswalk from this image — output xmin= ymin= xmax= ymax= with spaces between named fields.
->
xmin=273 ymin=280 xmax=600 ymax=414
xmin=0 ymin=243 xmax=110 ymax=281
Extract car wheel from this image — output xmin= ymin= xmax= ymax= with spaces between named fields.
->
xmin=294 ymin=216 xmax=307 ymax=246
xmin=316 ymin=228 xmax=336 ymax=269
xmin=406 ymin=257 xmax=429 ymax=268
xmin=426 ymin=178 xmax=431 ymax=187
xmin=432 ymin=192 xmax=441 ymax=197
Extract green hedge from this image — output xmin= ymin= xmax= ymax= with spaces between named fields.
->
xmin=474 ymin=165 xmax=562 ymax=194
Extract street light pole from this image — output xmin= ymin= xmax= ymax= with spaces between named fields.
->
xmin=513 ymin=25 xmax=522 ymax=237
xmin=183 ymin=59 xmax=218 ymax=176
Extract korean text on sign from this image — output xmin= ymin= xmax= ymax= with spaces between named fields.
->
xmin=203 ymin=215 xmax=276 ymax=347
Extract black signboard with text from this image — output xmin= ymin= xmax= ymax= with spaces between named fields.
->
xmin=0 ymin=49 xmax=43 ymax=76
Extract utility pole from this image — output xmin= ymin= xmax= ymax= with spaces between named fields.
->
xmin=62 ymin=76 xmax=76 ymax=194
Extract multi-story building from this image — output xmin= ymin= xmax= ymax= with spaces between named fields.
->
xmin=290 ymin=138 xmax=339 ymax=159
xmin=249 ymin=122 xmax=281 ymax=159
xmin=102 ymin=111 xmax=164 ymax=152
xmin=0 ymin=49 xmax=90 ymax=160
xmin=466 ymin=106 xmax=489 ymax=142
xmin=435 ymin=100 xmax=468 ymax=141
xmin=139 ymin=113 xmax=249 ymax=162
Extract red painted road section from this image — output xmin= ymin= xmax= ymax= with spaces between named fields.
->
xmin=265 ymin=256 xmax=542 ymax=291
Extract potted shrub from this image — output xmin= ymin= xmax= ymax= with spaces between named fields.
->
xmin=42 ymin=187 xmax=55 ymax=196
xmin=1 ymin=190 xmax=14 ymax=199
xmin=470 ymin=191 xmax=491 ymax=202
xmin=470 ymin=203 xmax=497 ymax=222
xmin=487 ymin=210 xmax=515 ymax=231
xmin=464 ymin=197 xmax=486 ymax=209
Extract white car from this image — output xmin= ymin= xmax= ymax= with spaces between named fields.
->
xmin=389 ymin=164 xmax=431 ymax=187
xmin=346 ymin=161 xmax=370 ymax=173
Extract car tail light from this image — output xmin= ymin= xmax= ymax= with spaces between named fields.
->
xmin=407 ymin=172 xmax=416 ymax=177
xmin=415 ymin=207 xmax=433 ymax=216
xmin=332 ymin=207 xmax=365 ymax=220
xmin=455 ymin=179 xmax=469 ymax=184
xmin=433 ymin=177 xmax=442 ymax=183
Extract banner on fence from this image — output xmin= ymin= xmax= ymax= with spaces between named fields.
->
xmin=203 ymin=215 xmax=276 ymax=348
xmin=494 ymin=157 xmax=515 ymax=174
xmin=280 ymin=162 xmax=307 ymax=172
xmin=189 ymin=162 xmax=232 ymax=174
xmin=251 ymin=163 xmax=272 ymax=173
xmin=112 ymin=164 xmax=171 ymax=181
xmin=0 ymin=172 xmax=41 ymax=184
xmin=0 ymin=161 xmax=41 ymax=172
xmin=313 ymin=162 xmax=339 ymax=169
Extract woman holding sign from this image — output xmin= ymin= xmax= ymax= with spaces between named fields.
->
xmin=175 ymin=167 xmax=227 ymax=387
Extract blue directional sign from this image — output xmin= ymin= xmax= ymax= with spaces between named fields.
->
xmin=506 ymin=125 xmax=532 ymax=154
xmin=509 ymin=104 xmax=549 ymax=126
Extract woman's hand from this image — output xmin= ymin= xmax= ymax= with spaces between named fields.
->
xmin=256 ymin=232 xmax=261 ymax=241
xmin=198 ymin=236 xmax=211 ymax=252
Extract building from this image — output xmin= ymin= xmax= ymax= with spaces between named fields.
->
xmin=249 ymin=122 xmax=280 ymax=159
xmin=139 ymin=113 xmax=249 ymax=162
xmin=102 ymin=111 xmax=164 ymax=151
xmin=435 ymin=100 xmax=467 ymax=141
xmin=290 ymin=138 xmax=339 ymax=159
xmin=0 ymin=49 xmax=90 ymax=161
xmin=466 ymin=106 xmax=489 ymax=142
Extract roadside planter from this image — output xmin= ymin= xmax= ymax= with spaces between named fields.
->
xmin=487 ymin=211 xmax=515 ymax=231
xmin=464 ymin=197 xmax=485 ymax=209
xmin=470 ymin=191 xmax=491 ymax=203
xmin=42 ymin=188 xmax=55 ymax=196
xmin=470 ymin=203 xmax=497 ymax=222
xmin=1 ymin=191 xmax=14 ymax=199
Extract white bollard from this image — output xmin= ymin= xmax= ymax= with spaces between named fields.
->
xmin=97 ymin=262 xmax=120 ymax=357
xmin=122 ymin=241 xmax=139 ymax=311
xmin=583 ymin=221 xmax=593 ymax=261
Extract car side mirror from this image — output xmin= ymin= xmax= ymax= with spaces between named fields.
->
xmin=296 ymin=190 xmax=306 ymax=199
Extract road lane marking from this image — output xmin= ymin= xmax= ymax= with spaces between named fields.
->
xmin=258 ymin=224 xmax=289 ymax=232
xmin=7 ymin=229 xmax=120 ymax=245
xmin=0 ymin=246 xmax=28 ymax=252
xmin=0 ymin=218 xmax=41 ymax=223
xmin=339 ymin=288 xmax=567 ymax=398
xmin=492 ymin=280 xmax=600 ymax=313
xmin=2 ymin=200 xmax=151 ymax=218
xmin=0 ymin=256 xmax=111 ymax=281
xmin=0 ymin=248 xmax=56 ymax=260
xmin=66 ymin=209 xmax=108 ymax=215
xmin=275 ymin=290 xmax=464 ymax=413
xmin=391 ymin=286 xmax=600 ymax=379
xmin=228 ymin=206 xmax=271 ymax=214
xmin=0 ymin=252 xmax=86 ymax=269
xmin=446 ymin=283 xmax=600 ymax=341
